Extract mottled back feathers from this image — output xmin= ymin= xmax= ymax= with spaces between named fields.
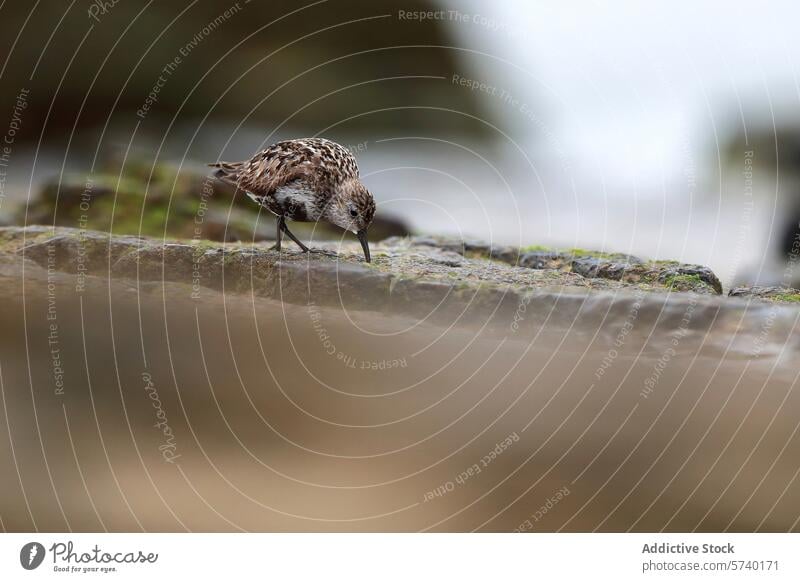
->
xmin=209 ymin=138 xmax=359 ymax=200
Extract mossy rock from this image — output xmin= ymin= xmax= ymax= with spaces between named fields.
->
xmin=1 ymin=227 xmax=735 ymax=334
xmin=729 ymin=285 xmax=800 ymax=303
xmin=359 ymin=235 xmax=723 ymax=295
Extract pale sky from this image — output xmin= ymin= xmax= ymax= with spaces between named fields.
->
xmin=444 ymin=0 xmax=800 ymax=183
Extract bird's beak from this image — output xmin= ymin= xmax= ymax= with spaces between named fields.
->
xmin=357 ymin=229 xmax=371 ymax=263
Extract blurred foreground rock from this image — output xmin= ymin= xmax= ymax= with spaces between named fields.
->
xmin=3 ymin=226 xmax=800 ymax=533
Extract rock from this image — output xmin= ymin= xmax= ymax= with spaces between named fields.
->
xmin=519 ymin=250 xmax=568 ymax=270
xmin=426 ymin=250 xmax=466 ymax=267
xmin=517 ymin=248 xmax=644 ymax=272
xmin=729 ymin=285 xmax=800 ymax=303
xmin=441 ymin=243 xmax=719 ymax=295
xmin=384 ymin=235 xmax=465 ymax=254
xmin=571 ymin=257 xmax=628 ymax=280
xmin=0 ymin=227 xmax=739 ymax=332
xmin=658 ymin=265 xmax=723 ymax=295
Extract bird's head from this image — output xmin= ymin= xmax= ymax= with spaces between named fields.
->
xmin=325 ymin=179 xmax=376 ymax=262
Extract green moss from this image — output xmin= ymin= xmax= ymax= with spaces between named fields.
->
xmin=771 ymin=293 xmax=800 ymax=303
xmin=188 ymin=238 xmax=221 ymax=250
xmin=464 ymin=250 xmax=488 ymax=260
xmin=640 ymin=273 xmax=659 ymax=284
xmin=471 ymin=243 xmax=633 ymax=263
xmin=46 ymin=178 xmax=234 ymax=240
xmin=663 ymin=273 xmax=701 ymax=283
xmin=567 ymin=248 xmax=620 ymax=259
xmin=662 ymin=274 xmax=704 ymax=289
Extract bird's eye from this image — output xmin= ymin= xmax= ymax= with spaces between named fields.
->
xmin=349 ymin=209 xmax=358 ymax=217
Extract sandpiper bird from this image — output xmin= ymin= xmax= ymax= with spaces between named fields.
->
xmin=208 ymin=137 xmax=375 ymax=261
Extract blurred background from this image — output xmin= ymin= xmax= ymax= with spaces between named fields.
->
xmin=1 ymin=0 xmax=800 ymax=533
xmin=0 ymin=0 xmax=799 ymax=287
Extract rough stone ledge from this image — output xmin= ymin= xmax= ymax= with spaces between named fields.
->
xmin=729 ymin=285 xmax=800 ymax=304
xmin=385 ymin=235 xmax=725 ymax=295
xmin=3 ymin=227 xmax=799 ymax=328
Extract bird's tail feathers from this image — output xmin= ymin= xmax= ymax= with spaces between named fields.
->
xmin=208 ymin=161 xmax=243 ymax=184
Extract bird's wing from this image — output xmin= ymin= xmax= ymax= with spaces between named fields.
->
xmin=237 ymin=141 xmax=324 ymax=196
xmin=240 ymin=138 xmax=361 ymax=195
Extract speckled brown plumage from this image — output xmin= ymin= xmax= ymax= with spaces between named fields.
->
xmin=209 ymin=138 xmax=376 ymax=261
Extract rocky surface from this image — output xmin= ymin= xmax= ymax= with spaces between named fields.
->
xmin=386 ymin=236 xmax=724 ymax=294
xmin=3 ymin=224 xmax=800 ymax=364
xmin=729 ymin=285 xmax=800 ymax=303
xmin=1 ymin=226 xmax=797 ymax=332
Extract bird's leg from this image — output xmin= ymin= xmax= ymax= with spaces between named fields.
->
xmin=280 ymin=219 xmax=310 ymax=253
xmin=268 ymin=215 xmax=285 ymax=251
xmin=274 ymin=215 xmax=283 ymax=251
xmin=277 ymin=216 xmax=335 ymax=257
